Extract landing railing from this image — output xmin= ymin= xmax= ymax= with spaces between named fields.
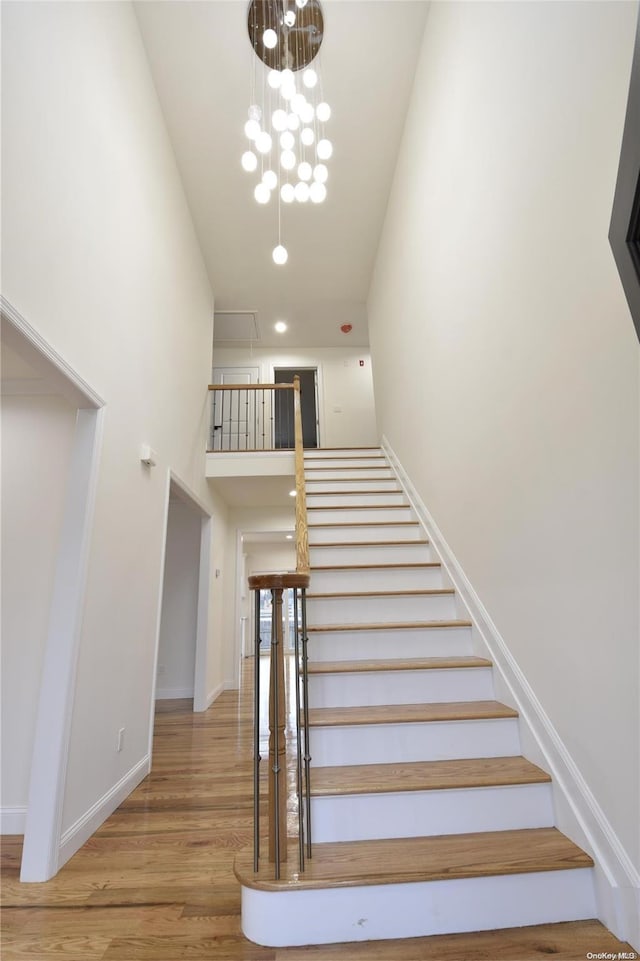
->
xmin=207 ymin=382 xmax=296 ymax=451
xmin=248 ymin=375 xmax=312 ymax=878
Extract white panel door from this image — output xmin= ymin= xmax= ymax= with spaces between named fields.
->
xmin=211 ymin=367 xmax=259 ymax=450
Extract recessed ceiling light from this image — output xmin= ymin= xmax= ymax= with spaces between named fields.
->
xmin=289 ymin=490 xmax=296 ymax=497
xmin=286 ymin=534 xmax=293 ymax=540
xmin=275 ymin=321 xmax=287 ymax=333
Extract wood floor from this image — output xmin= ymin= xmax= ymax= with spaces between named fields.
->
xmin=1 ymin=660 xmax=635 ymax=960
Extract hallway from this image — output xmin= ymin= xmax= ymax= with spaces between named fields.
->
xmin=0 ymin=658 xmax=635 ymax=959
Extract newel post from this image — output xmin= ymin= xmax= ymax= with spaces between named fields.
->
xmin=268 ymin=587 xmax=288 ymax=866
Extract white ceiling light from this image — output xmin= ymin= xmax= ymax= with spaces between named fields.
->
xmin=241 ymin=151 xmax=258 ymax=172
xmin=289 ymin=490 xmax=296 ymax=497
xmin=275 ymin=321 xmax=288 ymax=332
xmin=272 ymin=245 xmax=288 ymax=265
xmin=263 ymin=28 xmax=278 ymax=49
xmin=244 ymin=0 xmax=332 ymax=264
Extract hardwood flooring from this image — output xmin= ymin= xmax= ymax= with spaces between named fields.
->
xmin=1 ymin=660 xmax=635 ymax=960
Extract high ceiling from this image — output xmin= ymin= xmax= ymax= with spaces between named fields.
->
xmin=134 ymin=1 xmax=429 ymax=348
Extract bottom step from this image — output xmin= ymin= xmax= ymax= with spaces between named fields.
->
xmin=235 ymin=828 xmax=595 ymax=947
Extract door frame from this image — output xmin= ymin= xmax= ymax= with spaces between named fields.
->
xmin=149 ymin=470 xmax=212 ymax=746
xmin=271 ymin=365 xmax=321 ymax=448
xmin=1 ymin=296 xmax=106 ymax=883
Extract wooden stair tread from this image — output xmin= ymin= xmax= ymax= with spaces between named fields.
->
xmin=308 ymin=504 xmax=409 ymax=511
xmin=307 ymin=700 xmax=518 ymax=727
xmin=305 ymin=465 xmax=393 ymax=471
xmin=308 ymin=522 xmax=419 ymax=528
xmin=307 ymin=656 xmax=491 ymax=675
xmin=309 ymin=539 xmax=429 ymax=548
xmin=307 ymin=588 xmax=454 ymax=599
xmin=306 ymin=489 xmax=401 ymax=495
xmin=234 ymin=827 xmax=592 ymax=892
xmin=311 ymin=562 xmax=442 ymax=570
xmin=310 ymin=756 xmax=552 ymax=796
xmin=307 ymin=619 xmax=471 ymax=632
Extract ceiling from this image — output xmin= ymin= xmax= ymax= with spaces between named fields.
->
xmin=134 ymin=1 xmax=429 ymax=348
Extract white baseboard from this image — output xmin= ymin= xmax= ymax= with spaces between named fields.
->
xmin=155 ymin=686 xmax=194 ymax=700
xmin=58 ymin=755 xmax=150 ymax=870
xmin=205 ymin=682 xmax=225 ymax=709
xmin=1 ymin=806 xmax=27 ymax=835
xmin=382 ymin=436 xmax=640 ymax=950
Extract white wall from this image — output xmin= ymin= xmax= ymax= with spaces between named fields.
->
xmin=212 ymin=346 xmax=377 ymax=448
xmin=156 ymin=498 xmax=201 ymax=699
xmin=1 ymin=393 xmax=77 ymax=822
xmin=2 ymin=1 xmax=229 ymax=853
xmin=368 ymin=1 xmax=639 ymax=870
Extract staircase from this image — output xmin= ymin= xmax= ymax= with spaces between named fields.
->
xmin=236 ymin=447 xmax=596 ymax=947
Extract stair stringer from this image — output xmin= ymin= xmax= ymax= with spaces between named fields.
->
xmin=381 ymin=435 xmax=640 ymax=950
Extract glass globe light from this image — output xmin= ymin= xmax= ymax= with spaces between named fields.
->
xmin=272 ymin=244 xmax=288 ymax=265
xmin=244 ymin=119 xmax=260 ymax=141
xmin=317 ymin=138 xmax=333 ymax=160
xmin=313 ymin=163 xmax=328 ymax=183
xmin=300 ymin=102 xmax=315 ymax=125
xmin=283 ymin=9 xmax=296 ymax=26
xmin=294 ymin=181 xmax=310 ymax=203
xmin=241 ymin=151 xmax=258 ymax=172
xmin=303 ymin=68 xmax=318 ymax=89
xmin=310 ymin=181 xmax=327 ymax=204
xmin=263 ymin=169 xmax=278 ymax=190
xmin=248 ymin=104 xmax=262 ymax=122
xmin=280 ymin=130 xmax=295 ymax=150
xmin=263 ymin=28 xmax=278 ymax=49
xmin=255 ymin=131 xmax=272 ymax=154
xmin=298 ymin=161 xmax=312 ymax=181
xmin=316 ymin=102 xmax=331 ymax=123
xmin=254 ymin=183 xmax=271 ymax=204
xmin=280 ymin=149 xmax=296 ymax=170
xmin=292 ymin=93 xmax=307 ymax=116
xmin=268 ymin=70 xmax=282 ymax=89
xmin=281 ymin=68 xmax=294 ymax=85
xmin=300 ymin=127 xmax=315 ymax=146
xmin=272 ymin=109 xmax=288 ymax=132
xmin=281 ymin=183 xmax=295 ymax=203
xmin=281 ymin=81 xmax=296 ymax=101
xmin=287 ymin=113 xmax=300 ymax=131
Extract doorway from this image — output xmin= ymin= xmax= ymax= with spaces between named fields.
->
xmin=154 ymin=476 xmax=212 ymax=717
xmin=273 ymin=367 xmax=318 ymax=448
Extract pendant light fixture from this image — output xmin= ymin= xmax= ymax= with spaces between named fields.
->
xmin=242 ymin=0 xmax=331 ymax=266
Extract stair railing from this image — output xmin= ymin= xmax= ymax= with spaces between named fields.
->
xmin=248 ymin=375 xmax=312 ymax=878
xmin=207 ymin=382 xmax=296 ymax=450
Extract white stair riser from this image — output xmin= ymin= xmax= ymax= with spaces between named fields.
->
xmin=309 ymin=543 xmax=433 ymax=565
xmin=312 ymin=782 xmax=554 ymax=843
xmin=309 ymin=718 xmax=521 ymax=767
xmin=305 ymin=457 xmax=388 ymax=469
xmin=309 ymin=525 xmax=424 ymax=545
xmin=306 ymin=479 xmax=401 ymax=493
xmin=308 ymin=507 xmax=415 ymax=524
xmin=305 ymin=469 xmax=394 ymax=482
xmin=306 ymin=593 xmax=457 ymax=624
xmin=305 ymin=449 xmax=382 ymax=459
xmin=308 ymin=668 xmax=494 ymax=708
xmin=241 ymin=868 xmax=596 ymax=946
xmin=307 ymin=492 xmax=407 ymax=507
xmin=309 ymin=566 xmax=444 ymax=593
xmin=308 ymin=626 xmax=473 ymax=660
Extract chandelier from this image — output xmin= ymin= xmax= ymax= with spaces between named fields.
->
xmin=242 ymin=0 xmax=331 ymax=266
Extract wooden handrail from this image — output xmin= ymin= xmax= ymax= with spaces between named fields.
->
xmin=292 ymin=375 xmax=310 ymax=577
xmin=207 ymin=382 xmax=295 ymax=391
